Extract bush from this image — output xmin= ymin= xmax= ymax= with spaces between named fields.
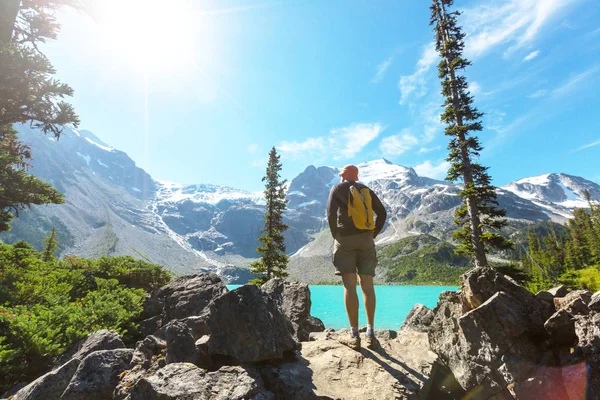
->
xmin=0 ymin=242 xmax=172 ymax=392
xmin=558 ymin=266 xmax=600 ymax=292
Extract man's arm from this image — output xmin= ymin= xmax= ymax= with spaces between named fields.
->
xmin=327 ymin=186 xmax=339 ymax=239
xmin=370 ymin=190 xmax=387 ymax=238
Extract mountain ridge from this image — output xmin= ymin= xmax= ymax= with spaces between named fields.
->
xmin=4 ymin=125 xmax=600 ymax=283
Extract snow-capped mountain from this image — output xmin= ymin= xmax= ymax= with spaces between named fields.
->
xmin=502 ymin=173 xmax=600 ymax=218
xmin=4 ymin=125 xmax=599 ymax=281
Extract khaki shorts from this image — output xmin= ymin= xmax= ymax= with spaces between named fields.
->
xmin=333 ymin=231 xmax=377 ymax=276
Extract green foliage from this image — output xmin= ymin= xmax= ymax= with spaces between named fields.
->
xmin=0 ymin=0 xmax=80 ymax=232
xmin=0 ymin=241 xmax=172 ymax=392
xmin=250 ymin=147 xmax=289 ymax=280
xmin=429 ymin=0 xmax=511 ymax=266
xmin=520 ymin=196 xmax=600 ymax=292
xmin=42 ymin=226 xmax=58 ymax=262
xmin=248 ymin=276 xmax=269 ymax=286
xmin=378 ymin=235 xmax=470 ymax=285
xmin=558 ymin=267 xmax=600 ymax=293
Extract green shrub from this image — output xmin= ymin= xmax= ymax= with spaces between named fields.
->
xmin=0 ymin=242 xmax=172 ymax=392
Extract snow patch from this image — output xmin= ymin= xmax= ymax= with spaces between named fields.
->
xmin=155 ymin=181 xmax=264 ymax=205
xmin=132 ymin=187 xmax=142 ymax=193
xmin=515 ymin=174 xmax=551 ymax=186
xmin=76 ymin=152 xmax=91 ymax=166
xmin=288 ymin=191 xmax=307 ymax=197
xmin=297 ymin=200 xmax=320 ymax=208
xmin=85 ymin=137 xmax=114 ymax=152
xmin=97 ymin=159 xmax=109 ymax=168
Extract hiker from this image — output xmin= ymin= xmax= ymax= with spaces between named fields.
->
xmin=327 ymin=164 xmax=387 ymax=350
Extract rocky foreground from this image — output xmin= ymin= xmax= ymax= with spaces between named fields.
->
xmin=4 ymin=268 xmax=600 ymax=400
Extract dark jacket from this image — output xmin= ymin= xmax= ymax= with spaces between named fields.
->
xmin=326 ymin=181 xmax=387 ymax=239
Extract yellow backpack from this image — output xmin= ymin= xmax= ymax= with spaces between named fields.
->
xmin=347 ymin=184 xmax=375 ymax=231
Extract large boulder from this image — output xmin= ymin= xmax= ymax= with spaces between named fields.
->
xmin=544 ymin=309 xmax=577 ymax=347
xmin=60 ymin=349 xmax=133 ymax=400
xmin=428 ymin=269 xmax=561 ymax=398
xmin=261 ymin=278 xmax=325 ymax=342
xmin=460 ymin=267 xmax=551 ymax=325
xmin=164 ymin=320 xmax=212 ymax=369
xmin=207 ymin=284 xmax=296 ymax=363
xmin=130 ymin=335 xmax=166 ymax=369
xmin=554 ymin=290 xmax=593 ymax=312
xmin=56 ymin=329 xmax=125 ymax=366
xmin=12 ymin=359 xmax=81 ymax=400
xmin=400 ymin=304 xmax=434 ymax=333
xmin=589 ymin=290 xmax=600 ymax=312
xmin=140 ymin=273 xmax=228 ymax=335
xmin=128 ymin=363 xmax=274 ymax=400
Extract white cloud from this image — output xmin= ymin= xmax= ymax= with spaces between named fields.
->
xmin=469 ymin=81 xmax=482 ymax=96
xmin=528 ymin=89 xmax=548 ymax=98
xmin=414 ymin=160 xmax=451 ymax=179
xmin=380 ymin=130 xmax=420 ymax=156
xmin=461 ymin=0 xmax=578 ymax=59
xmin=331 ymin=123 xmax=384 ymax=159
xmin=523 ymin=50 xmax=540 ymax=62
xmin=372 ymin=55 xmax=393 ymax=84
xmin=418 ymin=145 xmax=442 ymax=154
xmin=573 ymin=139 xmax=600 ymax=153
xmin=399 ymin=43 xmax=438 ymax=105
xmin=247 ymin=143 xmax=259 ymax=153
xmin=278 ymin=123 xmax=384 ymax=160
xmin=278 ymin=137 xmax=325 ymax=154
xmin=552 ymin=66 xmax=600 ymax=98
xmin=250 ymin=158 xmax=267 ymax=167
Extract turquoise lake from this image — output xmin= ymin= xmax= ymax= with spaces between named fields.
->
xmin=227 ymin=285 xmax=457 ymax=330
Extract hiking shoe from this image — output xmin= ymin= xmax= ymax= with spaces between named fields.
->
xmin=365 ymin=335 xmax=379 ymax=350
xmin=338 ymin=335 xmax=361 ymax=351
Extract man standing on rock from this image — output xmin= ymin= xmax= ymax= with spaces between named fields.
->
xmin=327 ymin=164 xmax=387 ymax=350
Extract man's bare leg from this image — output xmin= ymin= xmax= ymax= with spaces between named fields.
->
xmin=359 ymin=274 xmax=376 ymax=345
xmin=341 ymin=273 xmax=359 ymax=328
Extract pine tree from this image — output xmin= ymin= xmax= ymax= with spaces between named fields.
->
xmin=42 ymin=227 xmax=59 ymax=262
xmin=0 ymin=1 xmax=79 ymax=232
xmin=250 ymin=147 xmax=289 ymax=283
xmin=430 ymin=0 xmax=512 ymax=267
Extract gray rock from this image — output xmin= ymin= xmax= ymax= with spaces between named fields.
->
xmin=513 ymin=368 xmax=569 ymax=400
xmin=565 ymin=298 xmax=591 ymax=316
xmin=548 ymin=285 xmax=569 ymax=298
xmin=131 ymin=335 xmax=166 ymax=368
xmin=460 ymin=267 xmax=551 ymax=326
xmin=554 ymin=290 xmax=593 ymax=311
xmin=400 ymin=304 xmax=434 ymax=333
xmin=429 ymin=288 xmax=546 ymax=398
xmin=261 ymin=278 xmax=325 ymax=342
xmin=588 ymin=290 xmax=600 ymax=312
xmin=60 ymin=348 xmax=133 ymax=400
xmin=141 ymin=273 xmax=228 ymax=335
xmin=164 ymin=321 xmax=212 ymax=369
xmin=12 ymin=359 xmax=80 ymax=400
xmin=128 ymin=363 xmax=274 ymax=400
xmin=57 ymin=329 xmax=124 ymax=366
xmin=544 ymin=309 xmax=576 ymax=347
xmin=573 ymin=314 xmax=600 ymax=356
xmin=207 ymin=284 xmax=296 ymax=363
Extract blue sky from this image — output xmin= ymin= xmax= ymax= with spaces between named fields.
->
xmin=42 ymin=0 xmax=600 ymax=191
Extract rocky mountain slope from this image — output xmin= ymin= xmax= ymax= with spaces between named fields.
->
xmin=3 ymin=125 xmax=600 ymax=282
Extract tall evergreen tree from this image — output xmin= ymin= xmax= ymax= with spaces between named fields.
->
xmin=430 ymin=0 xmax=512 ymax=267
xmin=42 ymin=226 xmax=58 ymax=262
xmin=250 ymin=147 xmax=289 ymax=283
xmin=0 ymin=0 xmax=79 ymax=232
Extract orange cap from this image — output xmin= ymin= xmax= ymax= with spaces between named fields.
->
xmin=339 ymin=165 xmax=359 ymax=181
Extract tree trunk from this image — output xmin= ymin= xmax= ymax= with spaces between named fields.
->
xmin=0 ymin=0 xmax=20 ymax=44
xmin=436 ymin=0 xmax=488 ymax=268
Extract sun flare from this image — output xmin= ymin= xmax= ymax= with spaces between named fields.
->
xmin=92 ymin=0 xmax=196 ymax=73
